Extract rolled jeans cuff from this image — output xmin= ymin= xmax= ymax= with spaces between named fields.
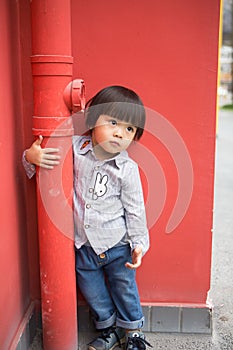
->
xmin=94 ymin=312 xmax=116 ymax=330
xmin=116 ymin=316 xmax=144 ymax=330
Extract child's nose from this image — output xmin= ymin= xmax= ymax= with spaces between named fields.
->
xmin=113 ymin=128 xmax=123 ymax=138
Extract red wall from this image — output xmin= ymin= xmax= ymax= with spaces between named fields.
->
xmin=72 ymin=0 xmax=220 ymax=304
xmin=0 ymin=1 xmax=39 ymax=349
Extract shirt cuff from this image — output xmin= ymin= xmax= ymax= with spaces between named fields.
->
xmin=22 ymin=150 xmax=36 ymax=179
xmin=131 ymin=235 xmax=150 ymax=256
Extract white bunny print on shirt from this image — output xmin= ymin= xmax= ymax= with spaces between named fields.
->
xmin=92 ymin=172 xmax=108 ymax=200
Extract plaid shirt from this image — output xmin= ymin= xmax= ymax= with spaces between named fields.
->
xmin=23 ymin=135 xmax=149 ymax=255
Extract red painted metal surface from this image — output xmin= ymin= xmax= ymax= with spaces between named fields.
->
xmin=72 ymin=0 xmax=220 ymax=306
xmin=30 ymin=1 xmax=78 ymax=349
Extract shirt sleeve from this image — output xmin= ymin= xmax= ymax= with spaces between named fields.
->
xmin=22 ymin=150 xmax=36 ymax=179
xmin=121 ymin=162 xmax=150 ymax=256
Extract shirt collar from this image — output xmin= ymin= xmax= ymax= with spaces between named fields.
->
xmin=78 ymin=135 xmax=129 ymax=169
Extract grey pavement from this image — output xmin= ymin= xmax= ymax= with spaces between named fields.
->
xmin=30 ymin=109 xmax=233 ymax=350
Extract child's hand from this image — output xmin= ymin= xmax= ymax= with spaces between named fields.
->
xmin=125 ymin=246 xmax=142 ymax=269
xmin=25 ymin=135 xmax=60 ymax=169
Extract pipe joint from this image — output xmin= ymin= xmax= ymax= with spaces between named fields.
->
xmin=31 ymin=55 xmax=73 ymax=76
xmin=32 ymin=116 xmax=74 ymax=137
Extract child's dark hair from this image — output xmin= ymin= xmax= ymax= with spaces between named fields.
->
xmin=85 ymin=85 xmax=146 ymax=140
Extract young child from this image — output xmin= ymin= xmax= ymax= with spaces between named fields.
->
xmin=23 ymin=85 xmax=152 ymax=350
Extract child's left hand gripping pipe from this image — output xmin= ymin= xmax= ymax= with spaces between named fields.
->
xmin=25 ymin=135 xmax=61 ymax=169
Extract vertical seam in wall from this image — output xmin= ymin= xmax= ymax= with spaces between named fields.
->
xmin=148 ymin=306 xmax=152 ymax=332
xmin=180 ymin=307 xmax=183 ymax=333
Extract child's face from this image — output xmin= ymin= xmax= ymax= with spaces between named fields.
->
xmin=91 ymin=114 xmax=137 ymax=159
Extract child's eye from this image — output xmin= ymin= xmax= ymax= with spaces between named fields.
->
xmin=127 ymin=126 xmax=135 ymax=133
xmin=109 ymin=120 xmax=117 ymax=126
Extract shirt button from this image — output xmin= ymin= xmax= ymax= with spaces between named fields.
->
xmin=86 ymin=204 xmax=91 ymax=209
xmin=89 ymin=188 xmax=94 ymax=193
xmin=99 ymin=253 xmax=106 ymax=259
xmin=95 ymin=166 xmax=100 ymax=171
xmin=84 ymin=224 xmax=90 ymax=229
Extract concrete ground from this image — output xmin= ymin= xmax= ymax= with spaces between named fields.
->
xmin=30 ymin=109 xmax=233 ymax=350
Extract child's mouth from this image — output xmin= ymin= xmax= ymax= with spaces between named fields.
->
xmin=109 ymin=141 xmax=120 ymax=147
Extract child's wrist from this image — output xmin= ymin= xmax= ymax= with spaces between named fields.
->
xmin=25 ymin=149 xmax=29 ymax=162
xmin=22 ymin=150 xmax=36 ymax=179
xmin=132 ymin=243 xmax=142 ymax=251
xmin=25 ymin=149 xmax=32 ymax=164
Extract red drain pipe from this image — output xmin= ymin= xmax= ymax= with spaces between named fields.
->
xmin=30 ymin=1 xmax=78 ymax=348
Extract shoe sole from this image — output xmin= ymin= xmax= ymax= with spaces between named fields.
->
xmin=88 ymin=336 xmax=125 ymax=350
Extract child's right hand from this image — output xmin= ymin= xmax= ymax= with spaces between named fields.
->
xmin=25 ymin=135 xmax=60 ymax=169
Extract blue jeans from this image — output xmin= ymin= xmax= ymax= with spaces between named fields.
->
xmin=75 ymin=244 xmax=144 ymax=330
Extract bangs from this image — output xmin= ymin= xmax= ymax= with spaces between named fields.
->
xmin=86 ymin=102 xmax=145 ymax=129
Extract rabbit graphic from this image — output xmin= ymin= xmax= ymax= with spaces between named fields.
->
xmin=92 ymin=172 xmax=108 ymax=200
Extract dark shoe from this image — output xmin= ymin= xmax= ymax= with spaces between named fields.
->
xmin=88 ymin=327 xmax=125 ymax=350
xmin=125 ymin=331 xmax=152 ymax=350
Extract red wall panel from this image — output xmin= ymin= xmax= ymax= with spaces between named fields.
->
xmin=0 ymin=1 xmax=39 ymax=348
xmin=71 ymin=0 xmax=220 ymax=304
